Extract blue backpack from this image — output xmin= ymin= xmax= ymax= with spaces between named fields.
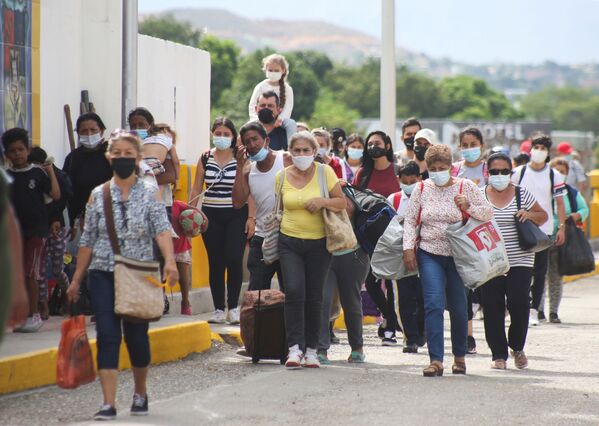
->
xmin=341 ymin=183 xmax=397 ymax=255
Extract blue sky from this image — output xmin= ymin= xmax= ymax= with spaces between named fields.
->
xmin=139 ymin=0 xmax=599 ymax=64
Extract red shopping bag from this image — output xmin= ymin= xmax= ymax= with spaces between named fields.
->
xmin=56 ymin=315 xmax=96 ymax=389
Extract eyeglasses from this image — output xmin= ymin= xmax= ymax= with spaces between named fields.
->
xmin=488 ymin=169 xmax=512 ymax=176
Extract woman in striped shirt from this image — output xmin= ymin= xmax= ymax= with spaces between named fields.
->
xmin=481 ymin=152 xmax=547 ymax=370
xmin=189 ymin=118 xmax=248 ymax=325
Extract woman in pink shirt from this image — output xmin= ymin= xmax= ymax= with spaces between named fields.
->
xmin=403 ymin=144 xmax=493 ymax=377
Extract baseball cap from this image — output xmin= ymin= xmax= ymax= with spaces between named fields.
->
xmin=520 ymin=139 xmax=532 ymax=154
xmin=414 ymin=128 xmax=437 ymax=145
xmin=557 ymin=141 xmax=573 ymax=155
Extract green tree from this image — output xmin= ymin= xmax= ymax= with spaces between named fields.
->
xmin=139 ymin=14 xmax=201 ymax=46
xmin=309 ymin=89 xmax=360 ymax=133
xmin=396 ymin=69 xmax=445 ymax=118
xmin=198 ymin=35 xmax=241 ymax=106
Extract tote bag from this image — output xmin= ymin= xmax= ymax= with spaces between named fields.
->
xmin=261 ymin=169 xmax=286 ymax=264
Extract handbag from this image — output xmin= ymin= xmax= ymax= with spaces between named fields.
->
xmin=445 ymin=181 xmax=510 ymax=290
xmin=514 ymin=186 xmax=552 ymax=253
xmin=317 ymin=164 xmax=358 ymax=254
xmin=102 ymin=183 xmax=164 ymax=322
xmin=56 ymin=307 xmax=96 ymax=389
xmin=557 ymin=217 xmax=595 ymax=276
xmin=371 ymin=215 xmax=417 ymax=280
xmin=261 ymin=169 xmax=286 ymax=264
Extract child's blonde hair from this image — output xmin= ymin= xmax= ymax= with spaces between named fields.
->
xmin=262 ymin=53 xmax=289 ymax=111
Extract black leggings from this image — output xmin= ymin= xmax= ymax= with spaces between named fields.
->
xmin=365 ymin=270 xmax=399 ymax=332
xmin=201 ymin=205 xmax=248 ymax=310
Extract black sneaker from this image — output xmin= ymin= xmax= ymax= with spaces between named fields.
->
xmin=382 ymin=331 xmax=397 ymax=346
xmin=94 ymin=405 xmax=116 ymax=421
xmin=467 ymin=336 xmax=477 ymax=354
xmin=130 ymin=394 xmax=148 ymax=416
xmin=549 ymin=313 xmax=562 ymax=324
xmin=537 ymin=311 xmax=547 ymax=322
xmin=377 ymin=320 xmax=387 ymax=338
xmin=403 ymin=343 xmax=418 ymax=353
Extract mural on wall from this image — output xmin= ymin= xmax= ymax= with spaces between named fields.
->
xmin=0 ymin=0 xmax=31 ymax=135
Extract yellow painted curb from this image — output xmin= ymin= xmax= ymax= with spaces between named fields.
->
xmin=211 ymin=332 xmax=225 ymax=343
xmin=0 ymin=321 xmax=212 ymax=395
xmin=219 ymin=330 xmax=243 ymax=346
xmin=333 ymin=311 xmax=378 ymax=330
xmin=563 ymin=260 xmax=599 ymax=283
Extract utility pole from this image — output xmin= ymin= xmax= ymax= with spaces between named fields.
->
xmin=122 ymin=0 xmax=138 ymax=128
xmin=381 ymin=0 xmax=396 ymax=139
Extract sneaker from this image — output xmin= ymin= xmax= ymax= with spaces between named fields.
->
xmin=467 ymin=336 xmax=477 ymax=354
xmin=285 ymin=344 xmax=303 ymax=369
xmin=528 ymin=309 xmax=539 ymax=327
xmin=304 ymin=348 xmax=320 ymax=368
xmin=537 ymin=311 xmax=547 ymax=322
xmin=208 ymin=309 xmax=226 ymax=324
xmin=382 ymin=331 xmax=397 ymax=346
xmin=317 ymin=350 xmax=331 ymax=365
xmin=227 ymin=307 xmax=240 ymax=325
xmin=14 ymin=314 xmax=43 ymax=333
xmin=130 ymin=394 xmax=148 ymax=416
xmin=377 ymin=319 xmax=387 ymax=338
xmin=348 ymin=351 xmax=366 ymax=363
xmin=511 ymin=350 xmax=529 ymax=369
xmin=417 ymin=335 xmax=426 ymax=348
xmin=549 ymin=313 xmax=561 ymax=324
xmin=403 ymin=343 xmax=418 ymax=353
xmin=180 ymin=302 xmax=192 ymax=316
xmin=491 ymin=359 xmax=507 ymax=370
xmin=94 ymin=404 xmax=116 ymax=421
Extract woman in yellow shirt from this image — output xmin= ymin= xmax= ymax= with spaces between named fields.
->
xmin=276 ymin=131 xmax=346 ymax=369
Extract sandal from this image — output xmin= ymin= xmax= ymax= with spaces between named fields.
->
xmin=452 ymin=358 xmax=467 ymax=375
xmin=348 ymin=351 xmax=366 ymax=363
xmin=423 ymin=361 xmax=444 ymax=377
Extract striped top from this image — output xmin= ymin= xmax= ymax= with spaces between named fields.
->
xmin=203 ymin=151 xmax=237 ymax=208
xmin=484 ymin=185 xmax=536 ymax=268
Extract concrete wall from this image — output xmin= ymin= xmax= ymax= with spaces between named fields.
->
xmin=40 ymin=0 xmax=210 ymax=167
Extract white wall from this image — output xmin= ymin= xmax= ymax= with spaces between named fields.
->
xmin=40 ymin=1 xmax=210 ymax=166
xmin=138 ymin=35 xmax=211 ymax=163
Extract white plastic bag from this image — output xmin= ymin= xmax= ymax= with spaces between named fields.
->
xmin=371 ymin=216 xmax=417 ymax=281
xmin=445 ymin=217 xmax=510 ymax=290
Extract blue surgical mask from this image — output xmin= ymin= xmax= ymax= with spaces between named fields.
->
xmin=213 ymin=136 xmax=232 ymax=151
xmin=564 ymin=154 xmax=572 ymax=161
xmin=249 ymin=147 xmax=269 ymax=162
xmin=462 ymin=147 xmax=481 ymax=163
xmin=400 ymin=182 xmax=416 ymax=196
xmin=429 ymin=170 xmax=450 ymax=186
xmin=489 ymin=175 xmax=510 ymax=191
xmin=135 ymin=129 xmax=148 ymax=140
xmin=347 ymin=148 xmax=363 ymax=160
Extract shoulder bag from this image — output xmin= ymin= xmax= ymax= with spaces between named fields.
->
xmin=261 ymin=169 xmax=286 ymax=264
xmin=317 ymin=164 xmax=358 ymax=253
xmin=514 ymin=185 xmax=552 ymax=253
xmin=102 ymin=183 xmax=164 ymax=322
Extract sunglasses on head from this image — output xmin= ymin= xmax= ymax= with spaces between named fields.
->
xmin=488 ymin=169 xmax=512 ymax=176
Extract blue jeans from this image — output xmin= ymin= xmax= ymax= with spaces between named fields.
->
xmin=417 ymin=249 xmax=468 ymax=362
xmin=88 ymin=270 xmax=150 ymax=370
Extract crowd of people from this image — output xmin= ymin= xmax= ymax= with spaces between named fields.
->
xmin=0 ymin=52 xmax=591 ymax=420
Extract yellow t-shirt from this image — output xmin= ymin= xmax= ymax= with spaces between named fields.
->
xmin=276 ymin=163 xmax=339 ymax=240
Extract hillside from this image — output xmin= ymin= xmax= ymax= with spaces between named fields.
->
xmin=154 ymin=8 xmax=599 ymax=93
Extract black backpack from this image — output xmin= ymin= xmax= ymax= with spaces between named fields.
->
xmin=341 ymin=183 xmax=397 ymax=255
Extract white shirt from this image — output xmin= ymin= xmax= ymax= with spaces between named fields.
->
xmin=249 ymin=151 xmax=285 ymax=237
xmin=387 ymin=191 xmax=410 ymax=221
xmin=511 ymin=164 xmax=566 ymax=235
xmin=248 ymin=79 xmax=295 ymax=121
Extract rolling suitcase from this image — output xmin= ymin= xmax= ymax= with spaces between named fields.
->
xmin=240 ymin=289 xmax=288 ymax=364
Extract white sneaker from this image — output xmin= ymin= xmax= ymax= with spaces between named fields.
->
xmin=285 ymin=344 xmax=303 ymax=369
xmin=227 ymin=307 xmax=240 ymax=325
xmin=15 ymin=314 xmax=43 ymax=333
xmin=208 ymin=309 xmax=226 ymax=324
xmin=529 ymin=309 xmax=539 ymax=327
xmin=303 ymin=348 xmax=320 ymax=368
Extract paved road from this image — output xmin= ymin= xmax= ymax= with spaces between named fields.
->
xmin=2 ymin=277 xmax=599 ymax=425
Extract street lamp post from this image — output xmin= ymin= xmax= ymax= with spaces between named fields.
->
xmin=381 ymin=0 xmax=396 ymax=141
xmin=122 ymin=0 xmax=138 ymax=128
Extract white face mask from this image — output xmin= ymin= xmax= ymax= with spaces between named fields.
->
xmin=400 ymin=182 xmax=416 ymax=196
xmin=530 ymin=148 xmax=548 ymax=164
xmin=79 ymin=133 xmax=103 ymax=149
xmin=266 ymin=71 xmax=282 ymax=82
xmin=489 ymin=175 xmax=510 ymax=191
xmin=317 ymin=147 xmax=328 ymax=158
xmin=429 ymin=170 xmax=451 ymax=186
xmin=292 ymin=155 xmax=315 ymax=171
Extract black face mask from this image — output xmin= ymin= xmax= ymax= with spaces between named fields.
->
xmin=404 ymin=136 xmax=415 ymax=151
xmin=414 ymin=145 xmax=428 ymax=161
xmin=111 ymin=157 xmax=137 ymax=179
xmin=368 ymin=146 xmax=386 ymax=159
xmin=258 ymin=108 xmax=276 ymax=124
